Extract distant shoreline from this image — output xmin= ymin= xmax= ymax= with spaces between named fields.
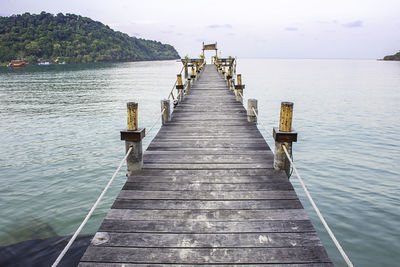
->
xmin=2 ymin=58 xmax=181 ymax=68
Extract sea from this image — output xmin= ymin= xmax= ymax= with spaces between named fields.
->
xmin=0 ymin=59 xmax=399 ymax=266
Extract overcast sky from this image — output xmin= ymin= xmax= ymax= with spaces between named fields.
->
xmin=2 ymin=0 xmax=400 ymax=59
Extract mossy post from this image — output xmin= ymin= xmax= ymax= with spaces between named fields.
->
xmin=161 ymin=99 xmax=171 ymax=125
xmin=235 ymin=74 xmax=245 ymax=103
xmin=176 ymin=74 xmax=184 ymax=102
xmin=120 ymin=102 xmax=145 ymax=176
xmin=273 ymin=102 xmax=298 ymax=176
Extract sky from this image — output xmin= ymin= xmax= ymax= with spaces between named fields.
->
xmin=2 ymin=0 xmax=400 ymax=59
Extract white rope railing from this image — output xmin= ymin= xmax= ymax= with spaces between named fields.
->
xmin=251 ymin=106 xmax=273 ymax=138
xmin=147 ymin=108 xmax=166 ymax=136
xmin=51 ymin=146 xmax=133 ymax=267
xmin=282 ymin=144 xmax=354 ymax=267
xmin=52 ymin=106 xmax=168 ymax=266
xmin=240 ymin=91 xmax=353 ymax=266
xmin=53 ymin=63 xmax=201 ymax=266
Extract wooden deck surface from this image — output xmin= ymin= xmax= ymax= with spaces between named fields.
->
xmin=79 ymin=65 xmax=332 ymax=266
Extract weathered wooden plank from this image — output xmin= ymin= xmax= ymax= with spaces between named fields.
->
xmin=79 ymin=263 xmax=334 ymax=267
xmin=106 ymin=209 xmax=309 ymax=221
xmin=79 ymin=64 xmax=331 ymax=266
xmin=80 ymin=247 xmax=330 ymax=264
xmin=153 ymin=136 xmax=265 ymax=140
xmin=122 ymin=182 xmax=293 ymax=191
xmin=135 ymin=168 xmax=284 ymax=177
xmin=142 ymin=163 xmax=273 ymax=169
xmin=117 ymin=190 xmax=298 ymax=200
xmin=126 ymin=175 xmax=286 ymax=183
xmin=91 ymin=232 xmax=322 ymax=248
xmin=99 ymin=219 xmax=317 ymax=233
xmin=143 ymin=154 xmax=273 ymax=164
xmin=148 ymin=140 xmax=268 ymax=146
xmin=112 ymin=199 xmax=303 ymax=210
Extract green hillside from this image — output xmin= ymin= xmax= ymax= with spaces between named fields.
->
xmin=383 ymin=51 xmax=400 ymax=61
xmin=0 ymin=11 xmax=180 ymax=64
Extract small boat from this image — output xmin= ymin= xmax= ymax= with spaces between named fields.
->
xmin=7 ymin=60 xmax=27 ymax=68
xmin=38 ymin=61 xmax=51 ymax=66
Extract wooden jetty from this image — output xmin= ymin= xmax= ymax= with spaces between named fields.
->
xmin=79 ymin=49 xmax=332 ymax=265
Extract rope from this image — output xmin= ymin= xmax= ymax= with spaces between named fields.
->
xmin=252 ymin=107 xmax=273 ymax=138
xmin=282 ymin=145 xmax=354 ymax=267
xmin=51 ymin=146 xmax=133 ymax=267
xmin=167 ymin=65 xmax=185 ymax=100
xmin=147 ymin=108 xmax=166 ymax=136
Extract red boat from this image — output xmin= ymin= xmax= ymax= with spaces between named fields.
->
xmin=7 ymin=60 xmax=27 ymax=68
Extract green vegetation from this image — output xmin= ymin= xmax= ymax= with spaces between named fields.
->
xmin=383 ymin=51 xmax=400 ymax=61
xmin=0 ymin=11 xmax=180 ymax=65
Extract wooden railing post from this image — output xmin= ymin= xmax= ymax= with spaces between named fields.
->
xmin=229 ymin=78 xmax=235 ymax=92
xmin=184 ymin=62 xmax=188 ymax=81
xmin=235 ymin=74 xmax=244 ymax=103
xmin=247 ymin=99 xmax=258 ymax=123
xmin=226 ymin=68 xmax=232 ymax=87
xmin=120 ymin=102 xmax=145 ymax=176
xmin=273 ymin=102 xmax=297 ymax=176
xmin=176 ymin=74 xmax=184 ymax=102
xmin=161 ymin=99 xmax=171 ymax=125
xmin=191 ymin=66 xmax=196 ymax=81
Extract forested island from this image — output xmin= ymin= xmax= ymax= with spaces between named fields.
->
xmin=0 ymin=12 xmax=180 ymax=65
xmin=383 ymin=51 xmax=400 ymax=61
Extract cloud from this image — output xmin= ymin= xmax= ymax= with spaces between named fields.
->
xmin=342 ymin=20 xmax=363 ymax=28
xmin=316 ymin=20 xmax=338 ymax=24
xmin=131 ymin=20 xmax=159 ymax=25
xmin=207 ymin=24 xmax=232 ymax=29
xmin=285 ymin=27 xmax=298 ymax=31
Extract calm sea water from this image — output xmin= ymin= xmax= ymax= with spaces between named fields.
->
xmin=0 ymin=59 xmax=399 ymax=266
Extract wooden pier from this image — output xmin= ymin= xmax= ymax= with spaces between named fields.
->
xmin=79 ymin=58 xmax=332 ymax=265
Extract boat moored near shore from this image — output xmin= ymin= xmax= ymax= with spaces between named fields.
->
xmin=7 ymin=60 xmax=27 ymax=68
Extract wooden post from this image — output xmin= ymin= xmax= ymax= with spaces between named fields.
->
xmin=279 ymin=102 xmax=293 ymax=132
xmin=247 ymin=99 xmax=258 ymax=123
xmin=161 ymin=99 xmax=170 ymax=125
xmin=121 ymin=102 xmax=145 ymax=176
xmin=235 ymin=74 xmax=244 ymax=103
xmin=176 ymin=74 xmax=184 ymax=102
xmin=229 ymin=78 xmax=235 ymax=92
xmin=191 ymin=66 xmax=196 ymax=80
xmin=273 ymin=102 xmax=297 ymax=176
xmin=184 ymin=62 xmax=188 ymax=81
xmin=237 ymin=74 xmax=242 ymax=86
xmin=127 ymin=102 xmax=138 ymax=130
